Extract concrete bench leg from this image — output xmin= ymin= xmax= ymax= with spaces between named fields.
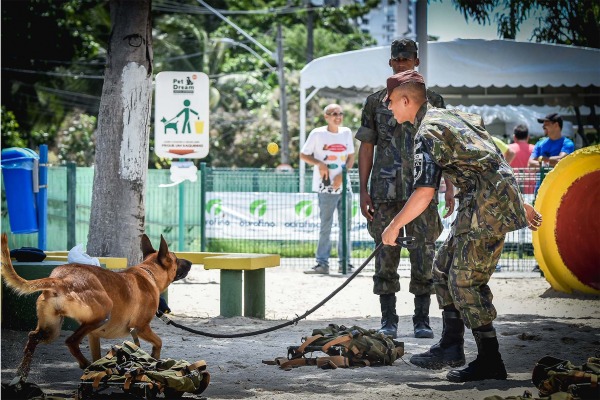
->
xmin=220 ymin=270 xmax=243 ymax=317
xmin=244 ymin=269 xmax=265 ymax=318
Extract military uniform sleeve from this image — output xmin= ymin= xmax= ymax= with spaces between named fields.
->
xmin=355 ymin=93 xmax=380 ymax=144
xmin=413 ymin=130 xmax=443 ymax=189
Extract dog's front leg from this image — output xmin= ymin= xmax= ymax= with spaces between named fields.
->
xmin=136 ymin=325 xmax=163 ymax=359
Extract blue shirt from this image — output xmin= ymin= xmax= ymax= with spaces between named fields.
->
xmin=531 ymin=137 xmax=574 ymax=159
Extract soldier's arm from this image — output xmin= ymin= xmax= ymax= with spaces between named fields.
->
xmin=358 ymin=143 xmax=375 ymax=220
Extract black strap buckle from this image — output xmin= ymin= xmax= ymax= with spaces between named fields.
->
xmin=395 ymin=236 xmax=416 ymax=249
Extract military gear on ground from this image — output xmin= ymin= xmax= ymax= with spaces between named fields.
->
xmin=532 ymin=356 xmax=600 ymax=399
xmin=483 ymin=356 xmax=600 ymax=400
xmin=78 ymin=341 xmax=210 ymax=399
xmin=410 ymin=310 xmax=465 ymax=369
xmin=378 ymin=293 xmax=399 ymax=338
xmin=413 ymin=294 xmax=434 ymax=338
xmin=447 ymin=329 xmax=507 ymax=382
xmin=264 ymin=324 xmax=404 ymax=370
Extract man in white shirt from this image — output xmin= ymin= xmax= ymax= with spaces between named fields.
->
xmin=301 ymin=104 xmax=356 ymax=274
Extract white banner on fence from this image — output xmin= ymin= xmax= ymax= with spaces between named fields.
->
xmin=205 ymin=192 xmax=534 ymax=242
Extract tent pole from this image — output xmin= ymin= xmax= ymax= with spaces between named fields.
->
xmin=416 ymin=0 xmax=428 ymax=81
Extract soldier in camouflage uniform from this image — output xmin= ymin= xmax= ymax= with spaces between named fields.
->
xmin=356 ymin=39 xmax=455 ymax=339
xmin=381 ymin=70 xmax=542 ymax=382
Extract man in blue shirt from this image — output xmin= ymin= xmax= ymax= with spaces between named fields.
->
xmin=528 ymin=113 xmax=574 ymax=168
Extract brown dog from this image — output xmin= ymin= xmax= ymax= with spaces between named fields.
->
xmin=0 ymin=233 xmax=191 ymax=380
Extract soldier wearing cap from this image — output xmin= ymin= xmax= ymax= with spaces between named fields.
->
xmin=381 ymin=70 xmax=543 ymax=382
xmin=528 ymin=113 xmax=574 ymax=168
xmin=355 ymin=38 xmax=454 ymax=340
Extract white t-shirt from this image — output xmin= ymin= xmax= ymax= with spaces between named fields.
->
xmin=301 ymin=126 xmax=355 ymax=193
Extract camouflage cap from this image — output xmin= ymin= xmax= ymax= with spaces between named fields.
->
xmin=385 ymin=70 xmax=425 ymax=100
xmin=391 ymin=38 xmax=418 ymax=59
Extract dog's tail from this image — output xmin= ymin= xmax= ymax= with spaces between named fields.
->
xmin=1 ymin=233 xmax=57 ymax=295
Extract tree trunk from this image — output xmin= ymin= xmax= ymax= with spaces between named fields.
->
xmin=87 ymin=0 xmax=153 ymax=264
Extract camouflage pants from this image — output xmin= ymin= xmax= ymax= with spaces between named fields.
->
xmin=368 ymin=201 xmax=442 ymax=296
xmin=433 ymin=233 xmax=505 ymax=329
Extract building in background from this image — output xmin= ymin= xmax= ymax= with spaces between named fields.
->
xmin=355 ymin=0 xmax=414 ymax=45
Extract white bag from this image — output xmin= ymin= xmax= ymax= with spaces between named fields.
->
xmin=68 ymin=244 xmax=101 ymax=267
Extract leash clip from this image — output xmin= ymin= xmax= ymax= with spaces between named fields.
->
xmin=156 ymin=311 xmax=172 ymax=325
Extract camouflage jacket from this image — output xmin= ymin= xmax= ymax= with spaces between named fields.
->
xmin=413 ymin=103 xmax=528 ymax=238
xmin=356 ymin=88 xmax=445 ymax=202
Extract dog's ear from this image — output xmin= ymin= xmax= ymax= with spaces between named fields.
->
xmin=157 ymin=235 xmax=170 ymax=265
xmin=140 ymin=234 xmax=156 ymax=259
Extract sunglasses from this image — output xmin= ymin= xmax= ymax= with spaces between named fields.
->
xmin=327 ymin=112 xmax=344 ymax=117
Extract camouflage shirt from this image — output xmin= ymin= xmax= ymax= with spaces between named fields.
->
xmin=413 ymin=103 xmax=528 ymax=238
xmin=356 ymin=88 xmax=445 ymax=202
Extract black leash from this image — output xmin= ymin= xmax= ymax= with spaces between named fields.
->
xmin=155 ymin=236 xmax=416 ymax=338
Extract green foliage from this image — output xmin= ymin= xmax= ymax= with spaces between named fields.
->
xmin=1 ymin=107 xmax=26 ymax=148
xmin=55 ymin=111 xmax=97 ymax=166
xmin=448 ymin=0 xmax=600 ymax=48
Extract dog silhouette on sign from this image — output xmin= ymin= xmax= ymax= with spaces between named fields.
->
xmin=161 ymin=117 xmax=178 ymax=134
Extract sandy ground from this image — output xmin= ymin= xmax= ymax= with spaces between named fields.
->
xmin=2 ymin=263 xmax=599 ymax=399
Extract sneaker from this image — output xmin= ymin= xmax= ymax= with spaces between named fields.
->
xmin=304 ymin=264 xmax=329 ymax=275
xmin=338 ymin=264 xmax=354 ymax=274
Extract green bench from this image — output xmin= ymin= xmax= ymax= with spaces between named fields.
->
xmin=175 ymin=252 xmax=280 ymax=318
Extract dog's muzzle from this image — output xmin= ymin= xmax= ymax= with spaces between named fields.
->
xmin=174 ymin=259 xmax=192 ymax=281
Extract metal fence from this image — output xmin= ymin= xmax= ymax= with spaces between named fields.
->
xmin=1 ymin=166 xmax=545 ymax=272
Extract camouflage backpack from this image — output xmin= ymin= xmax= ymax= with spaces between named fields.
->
xmin=532 ymin=356 xmax=600 ymax=399
xmin=484 ymin=355 xmax=600 ymax=400
xmin=78 ymin=341 xmax=210 ymax=399
xmin=264 ymin=324 xmax=404 ymax=370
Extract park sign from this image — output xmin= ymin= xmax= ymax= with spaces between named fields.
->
xmin=154 ymin=71 xmax=209 ymax=159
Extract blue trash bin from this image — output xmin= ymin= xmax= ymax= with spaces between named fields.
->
xmin=1 ymin=147 xmax=39 ymax=233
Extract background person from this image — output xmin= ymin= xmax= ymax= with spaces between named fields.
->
xmin=355 ymin=38 xmax=454 ymax=339
xmin=508 ymin=124 xmax=535 ymax=194
xmin=528 ymin=113 xmax=574 ymax=168
xmin=381 ymin=70 xmax=542 ymax=383
xmin=508 ymin=124 xmax=534 ymax=168
xmin=301 ymin=104 xmax=355 ymax=275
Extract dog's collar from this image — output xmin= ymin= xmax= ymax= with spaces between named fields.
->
xmin=140 ymin=266 xmax=157 ymax=283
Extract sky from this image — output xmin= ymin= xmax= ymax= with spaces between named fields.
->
xmin=428 ymin=1 xmax=540 ymax=42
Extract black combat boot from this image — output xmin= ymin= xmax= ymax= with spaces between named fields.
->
xmin=413 ymin=294 xmax=434 ymax=338
xmin=410 ymin=310 xmax=465 ymax=369
xmin=377 ymin=293 xmax=399 ymax=339
xmin=446 ymin=329 xmax=507 ymax=382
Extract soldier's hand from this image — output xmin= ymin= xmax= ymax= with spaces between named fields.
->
xmin=381 ymin=224 xmax=400 ymax=246
xmin=524 ymin=203 xmax=542 ymax=231
xmin=360 ymin=193 xmax=375 ymax=221
xmin=443 ymin=193 xmax=455 ymax=218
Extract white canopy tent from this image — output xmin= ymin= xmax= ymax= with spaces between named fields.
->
xmin=299 ymin=39 xmax=600 ymax=187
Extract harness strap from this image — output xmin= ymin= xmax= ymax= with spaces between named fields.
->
xmin=316 ymin=355 xmax=350 ymax=369
xmin=297 ymin=334 xmax=323 ymax=353
xmin=321 ymin=334 xmax=352 ymax=353
xmin=92 ymin=371 xmax=108 ymax=389
xmin=174 ymin=359 xmax=208 ymax=376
